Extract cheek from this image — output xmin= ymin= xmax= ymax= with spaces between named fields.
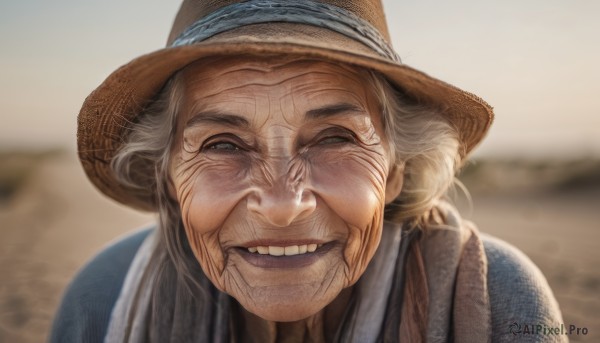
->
xmin=310 ymin=150 xmax=388 ymax=228
xmin=309 ymin=148 xmax=389 ymax=283
xmin=174 ymin=156 xmax=249 ymax=231
xmin=172 ymin=155 xmax=250 ymax=276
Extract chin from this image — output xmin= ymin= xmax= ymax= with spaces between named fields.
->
xmin=220 ymin=244 xmax=348 ymax=322
xmin=228 ymin=276 xmax=343 ymax=322
xmin=240 ymin=297 xmax=330 ymax=322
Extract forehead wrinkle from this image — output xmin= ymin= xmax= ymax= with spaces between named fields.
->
xmin=278 ymin=84 xmax=373 ymax=129
xmin=230 ymin=68 xmax=343 ymax=91
xmin=239 ymin=57 xmax=362 ymax=77
xmin=185 ymin=87 xmax=262 ymax=119
xmin=203 ymin=68 xmax=322 ymax=93
xmin=184 ymin=57 xmax=366 ymax=89
xmin=285 ymin=68 xmax=364 ymax=85
xmin=188 ymin=82 xmax=268 ymax=100
xmin=302 ymin=87 xmax=369 ymax=109
xmin=278 ymin=90 xmax=302 ymax=127
xmin=286 ymin=69 xmax=362 ymax=88
xmin=305 ymin=103 xmax=364 ymax=119
xmin=187 ymin=95 xmax=252 ymax=117
xmin=184 ymin=111 xmax=250 ymax=130
xmin=217 ymin=61 xmax=306 ymax=75
xmin=196 ymin=95 xmax=260 ymax=111
xmin=185 ymin=64 xmax=272 ymax=83
xmin=229 ymin=61 xmax=338 ymax=79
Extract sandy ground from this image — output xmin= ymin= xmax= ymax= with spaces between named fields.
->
xmin=0 ymin=153 xmax=598 ymax=342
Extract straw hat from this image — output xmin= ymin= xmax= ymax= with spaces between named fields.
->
xmin=78 ymin=0 xmax=493 ymax=211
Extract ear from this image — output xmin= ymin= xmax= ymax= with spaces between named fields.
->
xmin=385 ymin=164 xmax=404 ymax=204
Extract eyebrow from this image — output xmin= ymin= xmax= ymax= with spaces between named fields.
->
xmin=185 ymin=111 xmax=250 ymax=129
xmin=305 ymin=103 xmax=364 ymax=119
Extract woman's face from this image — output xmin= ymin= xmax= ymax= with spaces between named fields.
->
xmin=169 ymin=56 xmax=403 ymax=321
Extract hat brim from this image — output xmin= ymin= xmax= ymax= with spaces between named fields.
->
xmin=78 ymin=23 xmax=493 ymax=211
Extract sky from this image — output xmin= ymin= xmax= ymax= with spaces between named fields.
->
xmin=1 ymin=0 xmax=599 ymax=158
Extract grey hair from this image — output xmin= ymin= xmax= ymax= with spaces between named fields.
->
xmin=111 ymin=72 xmax=222 ymax=341
xmin=110 ymin=59 xmax=461 ymax=341
xmin=364 ymin=73 xmax=461 ymax=223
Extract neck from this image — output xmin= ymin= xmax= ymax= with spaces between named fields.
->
xmin=234 ymin=287 xmax=353 ymax=343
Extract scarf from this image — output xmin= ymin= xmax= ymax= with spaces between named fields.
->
xmin=105 ymin=202 xmax=491 ymax=342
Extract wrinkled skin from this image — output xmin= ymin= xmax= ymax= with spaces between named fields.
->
xmin=169 ymin=56 xmax=403 ymax=336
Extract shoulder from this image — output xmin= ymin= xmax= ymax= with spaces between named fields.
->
xmin=49 ymin=227 xmax=154 ymax=343
xmin=481 ymin=234 xmax=566 ymax=342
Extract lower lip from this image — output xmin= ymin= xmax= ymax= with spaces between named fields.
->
xmin=235 ymin=243 xmax=334 ymax=269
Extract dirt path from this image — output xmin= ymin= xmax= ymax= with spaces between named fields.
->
xmin=465 ymin=191 xmax=600 ymax=342
xmin=0 ymin=154 xmax=153 ymax=342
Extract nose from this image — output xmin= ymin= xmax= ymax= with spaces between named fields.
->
xmin=247 ymin=179 xmax=316 ymax=227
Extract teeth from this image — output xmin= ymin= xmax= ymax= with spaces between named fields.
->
xmin=284 ymin=245 xmax=299 ymax=256
xmin=269 ymin=246 xmax=284 ymax=256
xmin=247 ymin=244 xmax=322 ymax=256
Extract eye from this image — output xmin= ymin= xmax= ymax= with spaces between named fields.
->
xmin=317 ymin=136 xmax=352 ymax=145
xmin=205 ymin=141 xmax=240 ymax=151
xmin=200 ymin=133 xmax=248 ymax=153
xmin=313 ymin=126 xmax=357 ymax=147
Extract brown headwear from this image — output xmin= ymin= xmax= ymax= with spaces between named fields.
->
xmin=78 ymin=0 xmax=493 ymax=211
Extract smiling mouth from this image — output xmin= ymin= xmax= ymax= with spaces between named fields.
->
xmin=246 ymin=244 xmax=324 ymax=256
xmin=235 ymin=242 xmax=333 ymax=268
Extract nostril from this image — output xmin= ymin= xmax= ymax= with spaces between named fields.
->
xmin=247 ymin=188 xmax=316 ymax=227
xmin=299 ymin=190 xmax=317 ymax=213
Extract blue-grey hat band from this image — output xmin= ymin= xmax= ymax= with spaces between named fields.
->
xmin=171 ymin=0 xmax=401 ymax=62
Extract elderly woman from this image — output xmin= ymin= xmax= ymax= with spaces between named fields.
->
xmin=51 ymin=1 xmax=565 ymax=342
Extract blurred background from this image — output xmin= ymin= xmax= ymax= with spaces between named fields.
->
xmin=1 ymin=0 xmax=598 ymax=342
